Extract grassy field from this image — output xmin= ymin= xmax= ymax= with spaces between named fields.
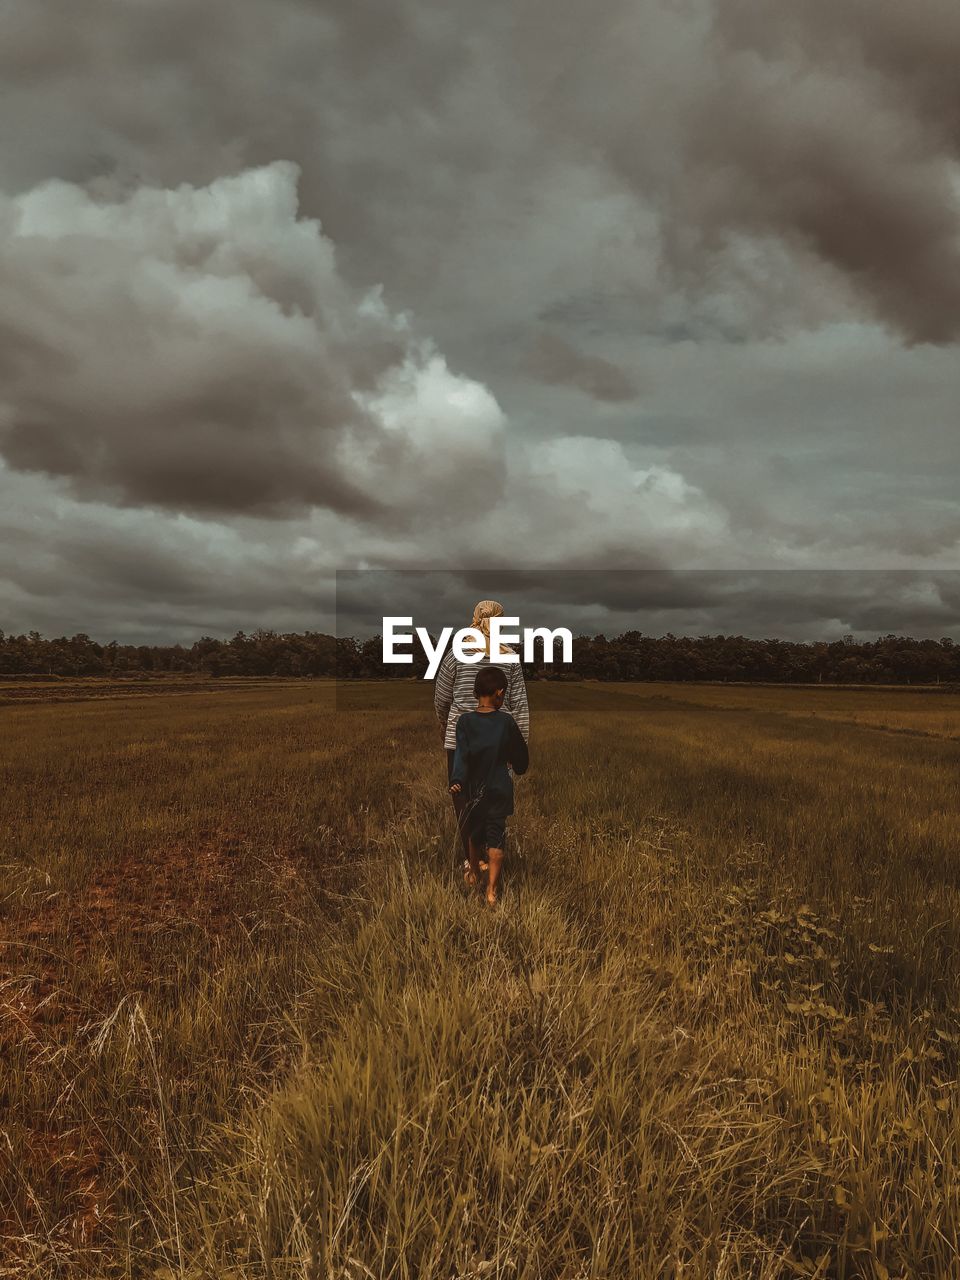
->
xmin=0 ymin=676 xmax=305 ymax=704
xmin=2 ymin=680 xmax=960 ymax=1277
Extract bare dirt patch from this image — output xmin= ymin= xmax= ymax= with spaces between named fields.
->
xmin=0 ymin=834 xmax=312 ymax=1273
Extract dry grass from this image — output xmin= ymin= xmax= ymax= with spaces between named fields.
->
xmin=610 ymin=680 xmax=960 ymax=739
xmin=0 ymin=676 xmax=319 ymax=705
xmin=1 ymin=681 xmax=959 ymax=1277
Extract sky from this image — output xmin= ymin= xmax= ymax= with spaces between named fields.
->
xmin=3 ymin=0 xmax=960 ymax=643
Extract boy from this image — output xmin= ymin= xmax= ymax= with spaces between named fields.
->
xmin=448 ymin=665 xmax=529 ymax=906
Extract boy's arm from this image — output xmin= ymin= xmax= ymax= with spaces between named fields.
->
xmin=507 ymin=717 xmax=529 ymax=776
xmin=449 ymin=716 xmax=471 ymax=789
xmin=434 ymin=651 xmax=455 ymax=732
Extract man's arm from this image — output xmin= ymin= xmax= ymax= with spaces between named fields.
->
xmin=505 ymin=662 xmax=530 ymax=742
xmin=434 ymin=650 xmax=455 ymax=731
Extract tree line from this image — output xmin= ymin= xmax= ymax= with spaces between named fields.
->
xmin=3 ymin=628 xmax=960 ymax=685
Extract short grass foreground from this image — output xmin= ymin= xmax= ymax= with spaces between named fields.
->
xmin=2 ymin=680 xmax=960 ymax=1277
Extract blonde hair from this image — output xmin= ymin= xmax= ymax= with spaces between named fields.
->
xmin=467 ymin=599 xmax=514 ymax=656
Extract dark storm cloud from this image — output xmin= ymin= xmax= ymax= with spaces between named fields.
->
xmin=524 ymin=333 xmax=638 ymax=402
xmin=0 ymin=164 xmax=505 ymax=521
xmin=339 ymin=569 xmax=960 ymax=643
xmin=0 ymin=466 xmax=339 ymax=642
xmin=3 ymin=0 xmax=960 ymax=642
xmin=679 ymin=44 xmax=960 ymax=344
xmin=7 ymin=0 xmax=960 ymax=345
xmin=495 ymin=0 xmax=960 ymax=345
xmin=714 ymin=1 xmax=960 ymax=139
xmin=715 ymin=0 xmax=960 ymax=334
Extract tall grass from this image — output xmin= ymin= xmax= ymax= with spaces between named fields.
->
xmin=2 ymin=682 xmax=959 ymax=1276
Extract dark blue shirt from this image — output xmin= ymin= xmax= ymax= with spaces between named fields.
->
xmin=450 ymin=709 xmax=530 ymax=813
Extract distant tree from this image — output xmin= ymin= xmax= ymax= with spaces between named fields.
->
xmin=4 ymin=627 xmax=960 ymax=685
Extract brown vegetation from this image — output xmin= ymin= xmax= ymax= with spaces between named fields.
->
xmin=1 ymin=682 xmax=959 ymax=1276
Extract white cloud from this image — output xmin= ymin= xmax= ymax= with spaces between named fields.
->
xmin=0 ymin=162 xmax=505 ymax=522
xmin=346 ymin=354 xmax=506 ymax=514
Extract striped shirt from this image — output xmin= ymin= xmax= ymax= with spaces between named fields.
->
xmin=434 ymin=650 xmax=530 ymax=750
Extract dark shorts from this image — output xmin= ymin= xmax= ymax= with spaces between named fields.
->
xmin=464 ymin=805 xmax=506 ymax=851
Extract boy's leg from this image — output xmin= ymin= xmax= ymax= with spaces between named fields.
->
xmin=462 ymin=803 xmax=485 ymax=888
xmin=484 ymin=814 xmax=507 ymax=905
xmin=464 ymin=833 xmax=484 ymax=888
xmin=485 ymin=846 xmax=504 ymax=904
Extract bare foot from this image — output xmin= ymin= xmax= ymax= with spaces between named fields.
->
xmin=485 ymin=887 xmax=498 ymax=907
xmin=463 ymin=860 xmax=478 ymax=887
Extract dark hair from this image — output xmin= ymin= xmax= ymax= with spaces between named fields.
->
xmin=474 ymin=665 xmax=508 ymax=698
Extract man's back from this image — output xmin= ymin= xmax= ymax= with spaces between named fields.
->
xmin=434 ymin=651 xmax=530 ymax=749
